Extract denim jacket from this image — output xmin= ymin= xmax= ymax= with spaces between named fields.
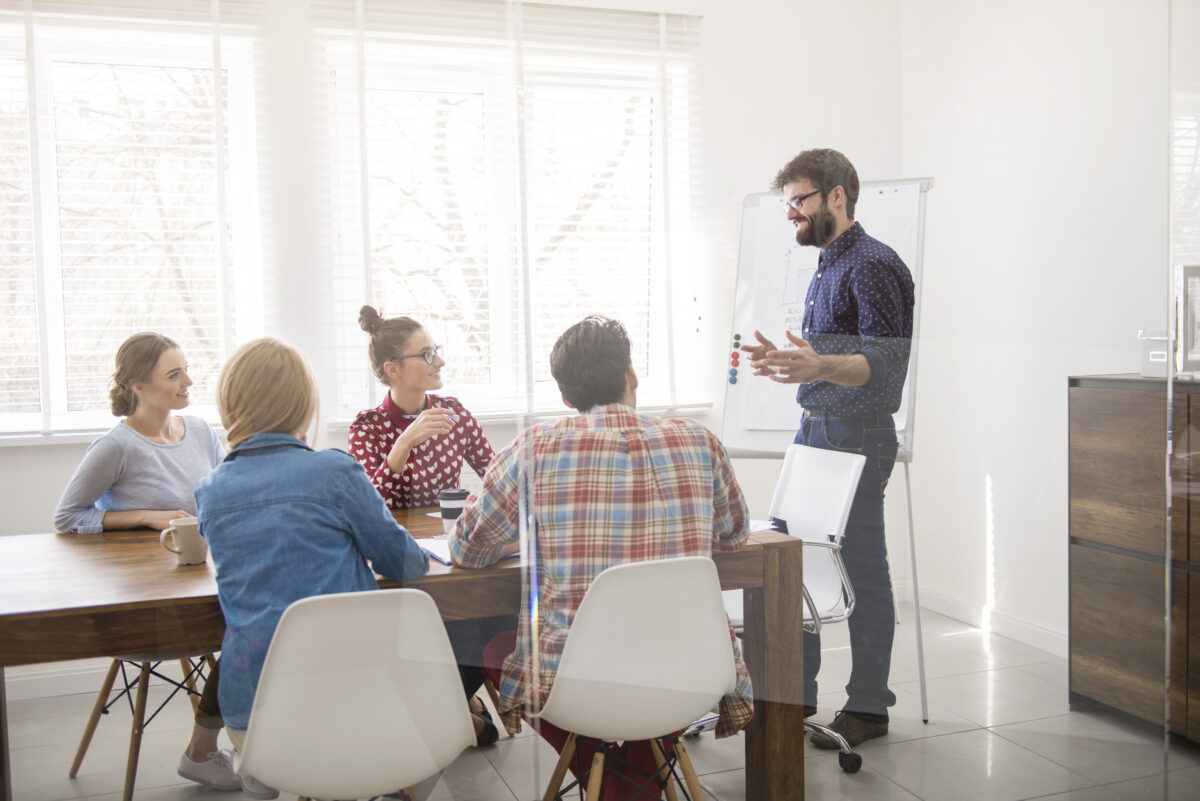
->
xmin=195 ymin=432 xmax=429 ymax=731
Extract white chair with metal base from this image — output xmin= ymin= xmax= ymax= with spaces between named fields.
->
xmin=235 ymin=589 xmax=475 ymax=801
xmin=693 ymin=443 xmax=867 ymax=773
xmin=533 ymin=556 xmax=738 ymax=801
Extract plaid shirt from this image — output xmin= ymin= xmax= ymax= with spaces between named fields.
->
xmin=450 ymin=404 xmax=753 ymax=737
xmin=348 ymin=393 xmax=494 ymax=509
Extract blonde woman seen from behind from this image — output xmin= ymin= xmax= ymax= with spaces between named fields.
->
xmin=349 ymin=306 xmax=507 ymax=746
xmin=196 ymin=338 xmax=431 ymax=793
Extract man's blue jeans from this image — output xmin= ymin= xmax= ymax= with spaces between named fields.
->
xmin=796 ymin=411 xmax=898 ymax=719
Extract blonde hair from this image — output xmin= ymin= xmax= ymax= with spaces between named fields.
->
xmin=110 ymin=332 xmax=180 ymax=417
xmin=218 ymin=338 xmax=320 ymax=449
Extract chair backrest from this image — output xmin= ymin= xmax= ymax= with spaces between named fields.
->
xmin=536 ymin=556 xmax=737 ymax=742
xmin=770 ymin=444 xmax=865 ymax=621
xmin=767 ymin=443 xmax=866 ymax=544
xmin=236 ymin=589 xmax=474 ymax=800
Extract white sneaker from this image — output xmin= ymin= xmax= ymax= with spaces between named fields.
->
xmin=238 ymin=770 xmax=279 ymax=800
xmin=177 ymin=750 xmax=241 ymax=791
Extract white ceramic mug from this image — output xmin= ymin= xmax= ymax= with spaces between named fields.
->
xmin=160 ymin=517 xmax=208 ymax=565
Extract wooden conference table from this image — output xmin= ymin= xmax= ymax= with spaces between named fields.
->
xmin=0 ymin=509 xmax=806 ymax=801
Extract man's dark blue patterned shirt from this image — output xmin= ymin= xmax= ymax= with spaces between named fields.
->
xmin=797 ymin=221 xmax=914 ymax=416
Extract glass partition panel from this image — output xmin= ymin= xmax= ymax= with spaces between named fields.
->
xmin=1170 ymin=0 xmax=1200 ymax=797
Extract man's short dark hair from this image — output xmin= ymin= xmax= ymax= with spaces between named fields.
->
xmin=550 ymin=316 xmax=631 ymax=412
xmin=772 ymin=148 xmax=860 ymax=218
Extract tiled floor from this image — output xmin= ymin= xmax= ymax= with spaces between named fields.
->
xmin=8 ymin=605 xmax=1200 ymax=800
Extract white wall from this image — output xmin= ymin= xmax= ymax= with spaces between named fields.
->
xmin=894 ymin=0 xmax=1169 ymax=653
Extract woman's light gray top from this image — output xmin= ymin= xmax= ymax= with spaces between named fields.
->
xmin=54 ymin=416 xmax=225 ymax=534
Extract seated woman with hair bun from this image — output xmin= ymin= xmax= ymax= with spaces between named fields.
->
xmin=348 ymin=305 xmax=495 ymax=509
xmin=349 ymin=305 xmax=506 ymax=747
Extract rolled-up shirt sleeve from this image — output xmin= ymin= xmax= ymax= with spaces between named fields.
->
xmin=851 ymin=260 xmax=913 ymax=394
xmin=707 ymin=430 xmax=749 ymax=552
xmin=449 ymin=438 xmax=521 ymax=568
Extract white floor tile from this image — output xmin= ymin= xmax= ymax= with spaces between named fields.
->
xmin=429 ymin=747 xmax=516 ymax=801
xmin=1015 ymin=659 xmax=1071 ymax=691
xmin=1106 ymin=765 xmax=1200 ymax=800
xmin=992 ymin=709 xmax=1200 ymax=785
xmin=865 ymin=729 xmax=1093 ymax=801
xmin=930 ymin=626 xmax=1060 ymax=668
xmin=1022 ymin=787 xmax=1128 ymax=801
xmin=896 ymin=666 xmax=1072 ymax=728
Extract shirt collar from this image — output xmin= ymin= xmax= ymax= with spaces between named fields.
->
xmin=225 ymin=432 xmax=312 ymax=462
xmin=382 ymin=391 xmax=428 ymax=425
xmin=820 ymin=220 xmax=865 ymax=264
xmin=579 ymin=402 xmax=640 ymax=429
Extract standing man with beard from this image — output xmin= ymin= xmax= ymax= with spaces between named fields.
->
xmin=741 ymin=148 xmax=914 ymax=749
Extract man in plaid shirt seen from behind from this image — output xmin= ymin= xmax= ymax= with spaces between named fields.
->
xmin=449 ymin=315 xmax=752 ymax=801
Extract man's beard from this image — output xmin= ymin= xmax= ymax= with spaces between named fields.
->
xmin=795 ymin=203 xmax=837 ymax=247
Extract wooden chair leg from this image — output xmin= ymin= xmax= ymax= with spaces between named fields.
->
xmin=542 ymin=732 xmax=578 ymax=801
xmin=583 ymin=748 xmax=606 ymax=801
xmin=121 ymin=662 xmax=152 ymax=801
xmin=69 ymin=659 xmax=121 ymax=777
xmin=205 ymin=653 xmax=218 ymax=672
xmin=650 ymin=739 xmax=680 ymax=801
xmin=673 ymin=739 xmax=706 ymax=801
xmin=179 ymin=658 xmax=201 ymax=714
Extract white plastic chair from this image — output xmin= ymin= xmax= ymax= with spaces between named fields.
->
xmin=235 ymin=588 xmax=475 ymax=801
xmin=712 ymin=444 xmax=866 ymax=772
xmin=533 ymin=556 xmax=737 ymax=801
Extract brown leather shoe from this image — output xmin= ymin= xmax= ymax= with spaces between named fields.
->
xmin=809 ymin=710 xmax=888 ymax=749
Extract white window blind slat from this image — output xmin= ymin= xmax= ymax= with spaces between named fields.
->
xmin=0 ymin=56 xmax=39 ymax=415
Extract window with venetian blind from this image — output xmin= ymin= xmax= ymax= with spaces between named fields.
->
xmin=0 ymin=0 xmax=701 ymax=434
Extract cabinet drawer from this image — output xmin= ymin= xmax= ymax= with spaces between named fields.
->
xmin=1069 ymin=387 xmax=1183 ymax=558
xmin=1069 ymin=544 xmax=1186 ymax=729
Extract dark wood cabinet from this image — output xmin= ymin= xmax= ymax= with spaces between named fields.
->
xmin=1068 ymin=375 xmax=1194 ymax=738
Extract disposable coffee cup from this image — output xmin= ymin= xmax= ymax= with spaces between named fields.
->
xmin=160 ymin=516 xmax=208 ymax=565
xmin=438 ymin=488 xmax=470 ymax=536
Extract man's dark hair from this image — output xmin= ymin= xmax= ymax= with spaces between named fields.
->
xmin=550 ymin=316 xmax=631 ymax=412
xmin=772 ymin=148 xmax=860 ymax=218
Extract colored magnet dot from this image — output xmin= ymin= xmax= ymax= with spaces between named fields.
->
xmin=728 ymin=368 xmax=737 ymax=377
xmin=728 ymin=376 xmax=737 ymax=384
xmin=733 ymin=333 xmax=741 ymax=341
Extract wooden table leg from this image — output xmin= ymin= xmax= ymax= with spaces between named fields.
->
xmin=742 ymin=539 xmax=805 ymax=801
xmin=1 ymin=667 xmax=11 ymax=801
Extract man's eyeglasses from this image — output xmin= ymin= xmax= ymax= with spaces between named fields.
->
xmin=395 ymin=345 xmax=443 ymax=366
xmin=784 ymin=189 xmax=822 ymax=212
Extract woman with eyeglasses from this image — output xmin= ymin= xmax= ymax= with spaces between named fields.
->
xmin=350 ymin=306 xmax=503 ymax=747
xmin=349 ymin=306 xmax=495 ymax=510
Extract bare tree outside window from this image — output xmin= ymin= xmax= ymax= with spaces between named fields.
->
xmin=52 ymin=61 xmax=230 ymax=412
xmin=366 ymin=88 xmax=493 ymax=385
xmin=526 ymin=88 xmax=655 ymax=383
